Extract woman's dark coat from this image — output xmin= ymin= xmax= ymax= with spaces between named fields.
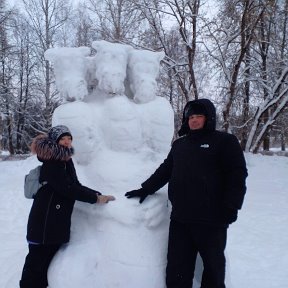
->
xmin=141 ymin=99 xmax=248 ymax=227
xmin=26 ymin=136 xmax=99 ymax=244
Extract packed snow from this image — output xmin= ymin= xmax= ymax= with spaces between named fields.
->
xmin=1 ymin=151 xmax=288 ymax=288
xmin=0 ymin=40 xmax=288 ymax=288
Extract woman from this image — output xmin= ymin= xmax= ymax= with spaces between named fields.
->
xmin=20 ymin=125 xmax=115 ymax=288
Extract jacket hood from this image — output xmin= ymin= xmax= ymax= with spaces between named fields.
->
xmin=31 ymin=134 xmax=74 ymax=161
xmin=178 ymin=98 xmax=216 ymax=136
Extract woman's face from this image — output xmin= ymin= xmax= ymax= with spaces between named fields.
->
xmin=58 ymin=135 xmax=72 ymax=148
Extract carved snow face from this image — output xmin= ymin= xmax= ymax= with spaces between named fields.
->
xmin=44 ymin=47 xmax=90 ymax=101
xmin=127 ymin=50 xmax=165 ymax=103
xmin=92 ymin=40 xmax=131 ymax=95
xmin=95 ymin=65 xmax=126 ymax=95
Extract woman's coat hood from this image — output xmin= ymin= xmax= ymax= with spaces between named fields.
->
xmin=31 ymin=134 xmax=74 ymax=162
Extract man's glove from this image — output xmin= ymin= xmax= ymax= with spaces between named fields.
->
xmin=222 ymin=207 xmax=238 ymax=224
xmin=125 ymin=188 xmax=150 ymax=204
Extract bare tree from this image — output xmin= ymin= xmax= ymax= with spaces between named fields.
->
xmin=86 ymin=0 xmax=144 ymax=42
xmin=72 ymin=3 xmax=97 ymax=47
xmin=11 ymin=13 xmax=42 ymax=152
xmin=244 ymin=0 xmax=288 ymax=152
xmin=0 ymin=0 xmax=16 ymax=154
xmin=134 ymin=0 xmax=205 ymax=102
xmin=203 ymin=0 xmax=265 ymax=133
xmin=21 ymin=0 xmax=72 ymax=130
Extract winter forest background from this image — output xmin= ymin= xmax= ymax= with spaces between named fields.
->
xmin=1 ymin=0 xmax=288 ymax=156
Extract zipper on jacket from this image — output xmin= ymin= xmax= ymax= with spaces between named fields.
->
xmin=42 ymin=191 xmax=54 ymax=244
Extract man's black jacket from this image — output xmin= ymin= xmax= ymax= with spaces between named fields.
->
xmin=141 ymin=99 xmax=248 ymax=227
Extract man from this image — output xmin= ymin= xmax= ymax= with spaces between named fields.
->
xmin=125 ymin=98 xmax=248 ymax=288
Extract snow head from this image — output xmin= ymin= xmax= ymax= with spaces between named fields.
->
xmin=44 ymin=47 xmax=91 ymax=101
xmin=92 ymin=40 xmax=132 ymax=95
xmin=127 ymin=50 xmax=165 ymax=103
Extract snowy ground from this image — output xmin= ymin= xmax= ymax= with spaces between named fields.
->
xmin=0 ymin=152 xmax=288 ymax=288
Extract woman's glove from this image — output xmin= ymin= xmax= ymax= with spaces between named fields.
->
xmin=125 ymin=188 xmax=150 ymax=204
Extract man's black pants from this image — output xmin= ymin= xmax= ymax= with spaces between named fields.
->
xmin=166 ymin=220 xmax=227 ymax=288
xmin=20 ymin=243 xmax=61 ymax=288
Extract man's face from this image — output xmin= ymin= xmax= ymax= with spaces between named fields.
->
xmin=188 ymin=115 xmax=206 ymax=130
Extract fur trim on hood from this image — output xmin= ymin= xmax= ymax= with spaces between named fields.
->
xmin=31 ymin=134 xmax=74 ymax=161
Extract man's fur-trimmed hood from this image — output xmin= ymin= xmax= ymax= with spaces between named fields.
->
xmin=31 ymin=134 xmax=74 ymax=161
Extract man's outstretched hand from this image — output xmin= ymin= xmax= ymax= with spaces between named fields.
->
xmin=125 ymin=188 xmax=150 ymax=204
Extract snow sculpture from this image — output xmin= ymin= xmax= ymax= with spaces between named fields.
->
xmin=44 ymin=40 xmax=208 ymax=288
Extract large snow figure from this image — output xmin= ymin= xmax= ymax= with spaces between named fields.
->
xmin=44 ymin=41 xmax=211 ymax=288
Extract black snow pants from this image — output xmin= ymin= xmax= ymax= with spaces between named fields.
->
xmin=20 ymin=243 xmax=61 ymax=288
xmin=166 ymin=220 xmax=227 ymax=288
